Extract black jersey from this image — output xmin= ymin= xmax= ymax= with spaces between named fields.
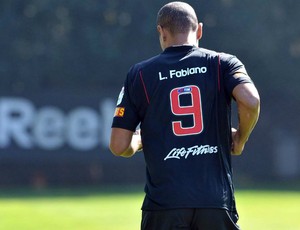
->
xmin=112 ymin=45 xmax=252 ymax=212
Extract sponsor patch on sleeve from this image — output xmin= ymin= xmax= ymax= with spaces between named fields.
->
xmin=114 ymin=107 xmax=125 ymax=117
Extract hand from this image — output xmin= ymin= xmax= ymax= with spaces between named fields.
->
xmin=231 ymin=128 xmax=245 ymax=156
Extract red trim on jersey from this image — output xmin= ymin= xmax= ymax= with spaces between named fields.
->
xmin=139 ymin=71 xmax=150 ymax=104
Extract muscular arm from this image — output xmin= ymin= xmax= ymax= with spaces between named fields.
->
xmin=231 ymin=80 xmax=260 ymax=155
xmin=109 ymin=128 xmax=142 ymax=158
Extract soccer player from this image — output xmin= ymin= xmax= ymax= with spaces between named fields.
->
xmin=109 ymin=1 xmax=260 ymax=230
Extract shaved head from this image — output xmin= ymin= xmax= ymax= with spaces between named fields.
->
xmin=157 ymin=1 xmax=198 ymax=35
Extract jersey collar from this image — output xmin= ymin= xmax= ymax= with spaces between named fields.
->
xmin=163 ymin=45 xmax=197 ymax=53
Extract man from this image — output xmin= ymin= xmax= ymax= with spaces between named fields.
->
xmin=110 ymin=2 xmax=260 ymax=230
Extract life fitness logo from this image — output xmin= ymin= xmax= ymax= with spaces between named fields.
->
xmin=0 ymin=97 xmax=115 ymax=151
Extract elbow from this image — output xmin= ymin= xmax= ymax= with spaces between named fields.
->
xmin=109 ymin=143 xmax=124 ymax=157
xmin=109 ymin=141 xmax=128 ymax=157
xmin=109 ymin=128 xmax=134 ymax=157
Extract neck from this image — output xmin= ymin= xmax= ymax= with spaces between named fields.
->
xmin=163 ymin=33 xmax=198 ymax=50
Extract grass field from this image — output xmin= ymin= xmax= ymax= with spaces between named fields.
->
xmin=0 ymin=187 xmax=299 ymax=230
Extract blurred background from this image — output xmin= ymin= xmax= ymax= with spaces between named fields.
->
xmin=0 ymin=0 xmax=299 ymax=189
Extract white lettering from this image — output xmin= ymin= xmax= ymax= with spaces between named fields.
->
xmin=33 ymin=107 xmax=65 ymax=150
xmin=0 ymin=97 xmax=115 ymax=151
xmin=159 ymin=72 xmax=167 ymax=80
xmin=67 ymin=108 xmax=99 ymax=150
xmin=164 ymin=145 xmax=218 ymax=161
xmin=0 ymin=98 xmax=34 ymax=148
xmin=100 ymin=99 xmax=115 ymax=146
xmin=161 ymin=66 xmax=207 ymax=80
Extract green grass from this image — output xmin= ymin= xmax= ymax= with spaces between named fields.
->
xmin=237 ymin=190 xmax=300 ymax=229
xmin=0 ymin=188 xmax=299 ymax=230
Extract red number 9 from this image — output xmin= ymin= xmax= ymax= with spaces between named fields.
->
xmin=170 ymin=85 xmax=203 ymax=136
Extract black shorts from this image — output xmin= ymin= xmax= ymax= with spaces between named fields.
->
xmin=141 ymin=208 xmax=241 ymax=230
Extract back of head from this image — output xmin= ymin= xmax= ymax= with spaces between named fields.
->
xmin=157 ymin=1 xmax=198 ymax=35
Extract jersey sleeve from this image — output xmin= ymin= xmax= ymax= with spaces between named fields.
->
xmin=111 ymin=66 xmax=140 ymax=132
xmin=220 ymin=53 xmax=253 ymax=95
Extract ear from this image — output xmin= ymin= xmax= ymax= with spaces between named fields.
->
xmin=157 ymin=25 xmax=165 ymax=38
xmin=157 ymin=25 xmax=161 ymax=32
xmin=157 ymin=25 xmax=169 ymax=50
xmin=197 ymin=23 xmax=203 ymax=40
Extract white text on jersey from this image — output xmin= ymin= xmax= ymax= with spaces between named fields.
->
xmin=159 ymin=67 xmax=207 ymax=81
xmin=164 ymin=145 xmax=218 ymax=160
